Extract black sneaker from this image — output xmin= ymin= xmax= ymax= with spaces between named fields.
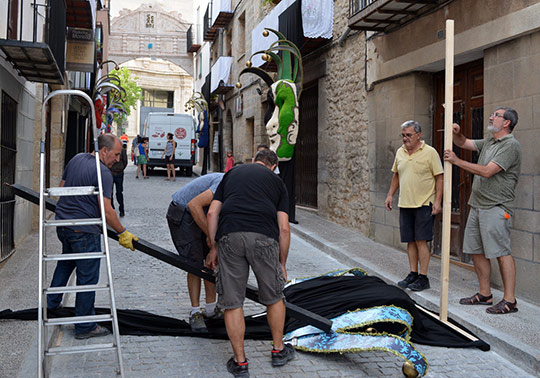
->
xmin=397 ymin=272 xmax=418 ymax=288
xmin=119 ymin=211 xmax=125 ymax=217
xmin=409 ymin=276 xmax=430 ymax=291
xmin=271 ymin=343 xmax=295 ymax=367
xmin=74 ymin=325 xmax=111 ymax=340
xmin=226 ymin=357 xmax=249 ymax=378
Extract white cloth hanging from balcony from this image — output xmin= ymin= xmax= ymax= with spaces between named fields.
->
xmin=302 ymin=0 xmax=334 ymax=39
xmin=210 ymin=56 xmax=233 ymax=93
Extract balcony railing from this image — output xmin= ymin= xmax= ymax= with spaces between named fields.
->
xmin=349 ymin=0 xmax=378 ymax=18
xmin=203 ymin=4 xmax=215 ymax=41
xmin=203 ymin=0 xmax=234 ymax=42
xmin=187 ymin=24 xmax=201 ymax=53
xmin=348 ymin=0 xmax=447 ymax=33
xmin=0 ymin=0 xmax=66 ymax=84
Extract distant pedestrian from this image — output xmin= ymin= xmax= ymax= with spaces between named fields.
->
xmin=47 ymin=134 xmax=138 ymax=339
xmin=161 ymin=133 xmax=177 ymax=181
xmin=444 ymin=107 xmax=521 ymax=314
xmin=385 ymin=120 xmax=443 ymax=292
xmin=120 ymin=132 xmax=129 ymax=144
xmin=167 ymin=173 xmax=225 ymax=332
xmin=225 ymin=150 xmax=234 ymax=172
xmin=111 ymin=141 xmax=128 ymax=217
xmin=206 ymin=149 xmax=295 ymax=377
xmin=136 ymin=137 xmax=149 ymax=179
xmin=131 ymin=135 xmax=140 ymax=164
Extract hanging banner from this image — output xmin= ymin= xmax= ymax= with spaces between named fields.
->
xmin=66 ymin=28 xmax=95 ymax=72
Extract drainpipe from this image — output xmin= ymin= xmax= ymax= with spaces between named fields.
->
xmin=338 ymin=27 xmax=351 ymax=46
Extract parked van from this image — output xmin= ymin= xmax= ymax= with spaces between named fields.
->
xmin=143 ymin=113 xmax=197 ymax=176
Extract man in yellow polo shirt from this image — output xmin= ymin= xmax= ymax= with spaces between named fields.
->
xmin=385 ymin=120 xmax=443 ymax=291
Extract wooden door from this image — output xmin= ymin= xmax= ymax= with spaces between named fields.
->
xmin=296 ymin=84 xmax=318 ymax=208
xmin=433 ymin=60 xmax=483 ymax=263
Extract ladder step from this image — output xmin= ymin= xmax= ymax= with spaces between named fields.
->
xmin=46 ymin=343 xmax=116 ymax=356
xmin=45 ymin=314 xmax=113 ymax=326
xmin=45 ymin=218 xmax=103 ymax=227
xmin=45 ymin=186 xmax=98 ymax=197
xmin=44 ymin=284 xmax=109 ymax=295
xmin=44 ymin=252 xmax=106 ymax=261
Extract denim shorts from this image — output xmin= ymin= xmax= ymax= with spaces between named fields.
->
xmin=216 ymin=232 xmax=285 ymax=309
xmin=166 ymin=201 xmax=208 ymax=263
xmin=399 ymin=205 xmax=434 ymax=242
xmin=463 ymin=206 xmax=512 ymax=259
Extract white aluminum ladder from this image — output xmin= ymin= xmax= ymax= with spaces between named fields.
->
xmin=37 ymin=90 xmax=124 ymax=377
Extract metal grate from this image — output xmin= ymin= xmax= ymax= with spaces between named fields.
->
xmin=1 ymin=91 xmax=18 ymax=261
xmin=349 ymin=0 xmax=378 ymax=18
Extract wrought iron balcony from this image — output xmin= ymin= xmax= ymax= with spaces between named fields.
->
xmin=203 ymin=4 xmax=215 ymax=41
xmin=0 ymin=0 xmax=67 ymax=84
xmin=187 ymin=25 xmax=201 ymax=53
xmin=203 ymin=0 xmax=234 ymax=42
xmin=348 ymin=0 xmax=450 ymax=33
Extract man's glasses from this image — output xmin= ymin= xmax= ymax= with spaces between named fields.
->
xmin=490 ymin=113 xmax=505 ymax=119
xmin=400 ymin=132 xmax=416 ymax=138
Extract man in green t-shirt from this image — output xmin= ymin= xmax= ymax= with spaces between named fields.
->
xmin=444 ymin=107 xmax=521 ymax=315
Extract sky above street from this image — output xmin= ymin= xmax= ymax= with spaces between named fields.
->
xmin=110 ymin=0 xmax=192 ymax=21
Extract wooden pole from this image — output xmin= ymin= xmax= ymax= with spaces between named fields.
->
xmin=440 ymin=19 xmax=454 ymax=323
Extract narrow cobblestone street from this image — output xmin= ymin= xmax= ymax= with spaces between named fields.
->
xmin=5 ymin=165 xmax=535 ymax=377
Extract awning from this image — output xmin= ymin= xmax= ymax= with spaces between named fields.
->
xmin=0 ymin=40 xmax=64 ymax=84
xmin=210 ymin=56 xmax=234 ymax=94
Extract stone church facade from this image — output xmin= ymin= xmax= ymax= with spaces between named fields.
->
xmin=109 ymin=3 xmax=194 ymax=139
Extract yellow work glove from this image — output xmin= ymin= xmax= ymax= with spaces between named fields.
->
xmin=118 ymin=229 xmax=138 ymax=251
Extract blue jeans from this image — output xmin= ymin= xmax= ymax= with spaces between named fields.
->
xmin=112 ymin=173 xmax=124 ymax=213
xmin=47 ymin=227 xmax=101 ymax=334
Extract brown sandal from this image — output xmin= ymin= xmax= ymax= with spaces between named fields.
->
xmin=486 ymin=299 xmax=518 ymax=314
xmin=459 ymin=292 xmax=493 ymax=305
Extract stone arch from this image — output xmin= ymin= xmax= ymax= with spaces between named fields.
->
xmin=108 ymin=3 xmax=193 ymax=75
xmin=120 ymin=57 xmax=193 ymax=138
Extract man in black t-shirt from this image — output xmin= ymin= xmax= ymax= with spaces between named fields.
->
xmin=206 ymin=149 xmax=295 ymax=377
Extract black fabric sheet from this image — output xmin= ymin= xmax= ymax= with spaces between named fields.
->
xmin=0 ymin=275 xmax=488 ymax=351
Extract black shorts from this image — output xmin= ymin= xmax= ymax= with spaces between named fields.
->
xmin=165 ymin=155 xmax=174 ymax=164
xmin=166 ymin=202 xmax=208 ymax=263
xmin=399 ymin=205 xmax=434 ymax=243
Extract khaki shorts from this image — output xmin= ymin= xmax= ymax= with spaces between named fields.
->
xmin=216 ymin=232 xmax=285 ymax=309
xmin=463 ymin=206 xmax=512 ymax=259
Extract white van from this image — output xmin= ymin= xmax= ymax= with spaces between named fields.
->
xmin=143 ymin=112 xmax=197 ymax=176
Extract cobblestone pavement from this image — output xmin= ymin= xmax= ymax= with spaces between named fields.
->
xmin=45 ymin=166 xmax=533 ymax=378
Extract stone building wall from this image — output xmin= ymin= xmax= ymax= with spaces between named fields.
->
xmin=368 ymin=73 xmax=434 ymax=248
xmin=223 ymin=0 xmax=372 ymax=232
xmin=315 ymin=1 xmax=371 ymax=234
xmin=484 ymin=30 xmax=540 ymax=300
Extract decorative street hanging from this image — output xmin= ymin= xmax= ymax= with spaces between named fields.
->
xmin=185 ymin=92 xmax=209 ymax=148
xmin=236 ymin=28 xmax=303 ymax=161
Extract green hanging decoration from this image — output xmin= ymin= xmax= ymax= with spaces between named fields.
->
xmin=237 ymin=28 xmax=303 ymax=161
